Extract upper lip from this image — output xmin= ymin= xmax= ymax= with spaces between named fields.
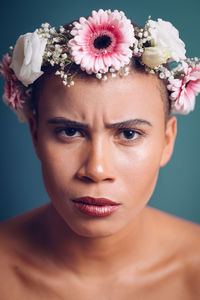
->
xmin=72 ymin=197 xmax=120 ymax=206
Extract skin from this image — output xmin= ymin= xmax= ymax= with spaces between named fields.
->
xmin=0 ymin=72 xmax=200 ymax=299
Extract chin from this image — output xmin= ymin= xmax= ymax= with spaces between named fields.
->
xmin=63 ymin=212 xmax=136 ymax=239
xmin=67 ymin=223 xmax=122 ymax=239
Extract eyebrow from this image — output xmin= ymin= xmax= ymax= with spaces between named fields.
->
xmin=47 ymin=117 xmax=152 ymax=128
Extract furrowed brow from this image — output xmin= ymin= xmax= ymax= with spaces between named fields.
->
xmin=47 ymin=117 xmax=89 ymax=128
xmin=47 ymin=117 xmax=152 ymax=129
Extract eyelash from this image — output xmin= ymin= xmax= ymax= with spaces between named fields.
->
xmin=117 ymin=129 xmax=142 ymax=142
xmin=54 ymin=127 xmax=83 ymax=138
xmin=54 ymin=127 xmax=144 ymax=143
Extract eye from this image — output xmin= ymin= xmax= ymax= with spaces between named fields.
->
xmin=117 ymin=129 xmax=141 ymax=141
xmin=54 ymin=127 xmax=82 ymax=138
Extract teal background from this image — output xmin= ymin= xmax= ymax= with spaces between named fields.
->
xmin=0 ymin=0 xmax=199 ymax=223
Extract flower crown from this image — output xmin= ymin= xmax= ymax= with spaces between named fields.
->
xmin=1 ymin=9 xmax=200 ymax=122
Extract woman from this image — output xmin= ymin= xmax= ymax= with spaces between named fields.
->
xmin=0 ymin=9 xmax=199 ymax=299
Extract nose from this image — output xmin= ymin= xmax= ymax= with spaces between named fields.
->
xmin=76 ymin=138 xmax=115 ymax=183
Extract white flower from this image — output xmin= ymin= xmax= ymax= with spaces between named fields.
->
xmin=147 ymin=18 xmax=186 ymax=62
xmin=142 ymin=46 xmax=170 ymax=68
xmin=10 ymin=31 xmax=47 ymax=86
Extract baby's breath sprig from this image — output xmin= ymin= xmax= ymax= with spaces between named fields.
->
xmin=37 ymin=22 xmax=74 ymax=86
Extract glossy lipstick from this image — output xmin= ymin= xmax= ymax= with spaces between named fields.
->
xmin=72 ymin=197 xmax=120 ymax=217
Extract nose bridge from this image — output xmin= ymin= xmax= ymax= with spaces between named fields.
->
xmin=90 ymin=135 xmax=106 ymax=169
xmin=77 ymin=134 xmax=114 ymax=182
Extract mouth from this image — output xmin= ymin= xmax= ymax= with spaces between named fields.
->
xmin=72 ymin=196 xmax=120 ymax=217
xmin=73 ymin=196 xmax=120 ymax=206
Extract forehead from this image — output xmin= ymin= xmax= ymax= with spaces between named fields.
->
xmin=38 ymin=72 xmax=165 ymax=124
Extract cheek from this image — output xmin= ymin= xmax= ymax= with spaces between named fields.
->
xmin=37 ymin=139 xmax=77 ymax=199
xmin=116 ymin=136 xmax=164 ymax=207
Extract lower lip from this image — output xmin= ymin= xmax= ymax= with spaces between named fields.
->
xmin=73 ymin=202 xmax=120 ymax=217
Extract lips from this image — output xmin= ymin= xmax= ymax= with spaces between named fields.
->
xmin=73 ymin=196 xmax=119 ymax=206
xmin=72 ymin=197 xmax=120 ymax=217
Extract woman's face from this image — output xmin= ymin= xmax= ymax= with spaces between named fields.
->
xmin=29 ymin=72 xmax=176 ymax=238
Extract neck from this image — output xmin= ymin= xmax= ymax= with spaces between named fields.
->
xmin=42 ymin=203 xmax=154 ymax=278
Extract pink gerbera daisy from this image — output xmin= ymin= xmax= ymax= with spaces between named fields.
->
xmin=68 ymin=9 xmax=135 ymax=74
xmin=167 ymin=61 xmax=200 ymax=114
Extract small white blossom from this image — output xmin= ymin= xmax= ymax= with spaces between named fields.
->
xmin=41 ymin=22 xmax=50 ymax=28
xmin=96 ymin=73 xmax=102 ymax=79
xmin=60 ymin=26 xmax=65 ymax=33
xmin=47 ymin=51 xmax=52 ymax=57
xmin=159 ymin=72 xmax=165 ymax=79
xmin=110 ymin=68 xmax=115 ymax=73
xmin=50 ymin=27 xmax=56 ymax=34
xmin=53 ymin=37 xmax=59 ymax=43
xmin=102 ymin=75 xmax=108 ymax=81
xmin=62 ymin=53 xmax=68 ymax=59
xmin=165 ymin=70 xmax=171 ymax=78
xmin=55 ymin=44 xmax=61 ymax=50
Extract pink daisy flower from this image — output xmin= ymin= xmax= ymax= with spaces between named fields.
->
xmin=167 ymin=62 xmax=200 ymax=114
xmin=0 ymin=53 xmax=24 ymax=109
xmin=68 ymin=9 xmax=135 ymax=74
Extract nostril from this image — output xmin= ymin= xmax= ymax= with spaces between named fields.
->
xmin=77 ymin=173 xmax=114 ymax=183
xmin=81 ymin=176 xmax=94 ymax=183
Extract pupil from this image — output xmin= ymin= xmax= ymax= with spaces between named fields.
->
xmin=93 ymin=35 xmax=112 ymax=50
xmin=124 ymin=130 xmax=134 ymax=139
xmin=66 ymin=128 xmax=76 ymax=136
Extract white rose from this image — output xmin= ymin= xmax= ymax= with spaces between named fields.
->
xmin=142 ymin=46 xmax=170 ymax=68
xmin=147 ymin=18 xmax=186 ymax=62
xmin=10 ymin=31 xmax=47 ymax=86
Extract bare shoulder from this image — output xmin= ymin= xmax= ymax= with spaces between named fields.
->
xmin=149 ymin=206 xmax=200 ymax=258
xmin=148 ymin=206 xmax=200 ymax=295
xmin=0 ymin=204 xmax=49 ymax=298
xmin=0 ymin=203 xmax=48 ymax=249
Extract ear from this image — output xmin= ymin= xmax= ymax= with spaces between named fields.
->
xmin=27 ymin=113 xmax=41 ymax=161
xmin=160 ymin=116 xmax=177 ymax=167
